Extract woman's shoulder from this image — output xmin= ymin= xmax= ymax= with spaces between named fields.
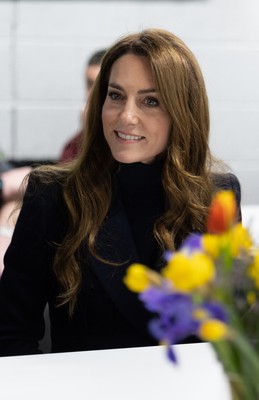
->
xmin=20 ymin=167 xmax=69 ymax=225
xmin=211 ymin=172 xmax=241 ymax=193
xmin=18 ymin=167 xmax=69 ymax=238
xmin=211 ymin=172 xmax=242 ymax=219
xmin=26 ymin=167 xmax=65 ymax=202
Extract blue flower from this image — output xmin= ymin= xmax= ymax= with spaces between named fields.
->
xmin=163 ymin=250 xmax=174 ymax=262
xmin=145 ymin=293 xmax=200 ymax=364
xmin=139 ymin=286 xmax=173 ymax=313
xmin=180 ymin=233 xmax=203 ymax=253
xmin=145 ymin=292 xmax=199 ymax=347
xmin=203 ymin=301 xmax=229 ymax=323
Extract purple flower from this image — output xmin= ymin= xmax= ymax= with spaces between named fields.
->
xmin=180 ymin=233 xmax=203 ymax=253
xmin=145 ymin=292 xmax=199 ymax=346
xmin=139 ymin=286 xmax=174 ymax=313
xmin=164 ymin=250 xmax=174 ymax=262
xmin=202 ymin=301 xmax=229 ymax=323
xmin=166 ymin=345 xmax=177 ymax=363
xmin=140 ymin=288 xmax=199 ymax=364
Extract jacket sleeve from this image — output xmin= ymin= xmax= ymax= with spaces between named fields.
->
xmin=0 ymin=176 xmax=56 ymax=356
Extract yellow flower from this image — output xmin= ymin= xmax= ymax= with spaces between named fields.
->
xmin=202 ymin=234 xmax=221 ymax=258
xmin=198 ymin=319 xmax=230 ymax=341
xmin=229 ymin=223 xmax=253 ymax=257
xmin=162 ymin=252 xmax=215 ymax=292
xmin=247 ymin=290 xmax=257 ymax=306
xmin=124 ymin=263 xmax=162 ymax=293
xmin=248 ymin=251 xmax=259 ymax=289
xmin=123 ymin=263 xmax=151 ymax=293
xmin=207 ymin=190 xmax=237 ymax=234
xmin=203 ymin=224 xmax=253 ymax=260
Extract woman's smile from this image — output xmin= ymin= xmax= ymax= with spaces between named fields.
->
xmin=115 ymin=130 xmax=145 ymax=142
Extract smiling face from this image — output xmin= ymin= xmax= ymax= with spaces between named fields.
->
xmin=101 ymin=54 xmax=171 ymax=164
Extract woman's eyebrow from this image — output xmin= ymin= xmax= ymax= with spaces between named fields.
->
xmin=108 ymin=82 xmax=157 ymax=94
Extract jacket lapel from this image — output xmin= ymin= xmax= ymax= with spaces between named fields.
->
xmin=88 ymin=193 xmax=154 ymax=339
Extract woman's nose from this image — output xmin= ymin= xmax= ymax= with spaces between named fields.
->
xmin=119 ymin=101 xmax=139 ymax=125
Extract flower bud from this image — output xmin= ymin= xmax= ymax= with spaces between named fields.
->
xmin=207 ymin=190 xmax=237 ymax=234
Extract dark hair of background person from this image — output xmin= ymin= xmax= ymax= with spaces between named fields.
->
xmin=59 ymin=48 xmax=107 ymax=163
xmin=88 ymin=49 xmax=107 ymax=66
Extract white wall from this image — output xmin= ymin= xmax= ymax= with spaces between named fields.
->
xmin=0 ymin=0 xmax=259 ymax=204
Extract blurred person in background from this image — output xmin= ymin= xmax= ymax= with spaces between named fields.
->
xmin=0 ymin=50 xmax=106 ymax=274
xmin=0 ymin=160 xmax=31 ymax=275
xmin=59 ymin=49 xmax=107 ymax=163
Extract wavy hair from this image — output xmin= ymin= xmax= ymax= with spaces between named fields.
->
xmin=34 ymin=28 xmax=214 ymax=313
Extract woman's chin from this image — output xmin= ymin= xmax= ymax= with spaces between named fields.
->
xmin=112 ymin=152 xmax=142 ymax=164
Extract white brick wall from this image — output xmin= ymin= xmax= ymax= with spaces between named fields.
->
xmin=0 ymin=0 xmax=259 ymax=204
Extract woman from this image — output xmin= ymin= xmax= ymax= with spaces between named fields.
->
xmin=0 ymin=28 xmax=241 ymax=356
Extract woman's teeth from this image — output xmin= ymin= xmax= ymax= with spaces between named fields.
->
xmin=116 ymin=131 xmax=143 ymax=141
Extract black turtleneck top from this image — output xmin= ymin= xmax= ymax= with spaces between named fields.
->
xmin=116 ymin=160 xmax=165 ymax=268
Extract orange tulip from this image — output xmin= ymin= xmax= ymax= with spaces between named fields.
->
xmin=207 ymin=191 xmax=237 ymax=234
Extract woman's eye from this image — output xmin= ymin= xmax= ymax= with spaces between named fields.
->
xmin=144 ymin=97 xmax=159 ymax=107
xmin=108 ymin=91 xmax=123 ymax=101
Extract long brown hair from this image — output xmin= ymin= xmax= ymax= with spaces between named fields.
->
xmin=33 ymin=28 xmax=213 ymax=313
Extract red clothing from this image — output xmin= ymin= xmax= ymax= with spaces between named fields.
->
xmin=59 ymin=131 xmax=83 ymax=163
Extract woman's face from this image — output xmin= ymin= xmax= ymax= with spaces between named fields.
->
xmin=102 ymin=54 xmax=171 ymax=164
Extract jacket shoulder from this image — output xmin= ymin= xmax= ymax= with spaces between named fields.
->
xmin=211 ymin=172 xmax=241 ymax=220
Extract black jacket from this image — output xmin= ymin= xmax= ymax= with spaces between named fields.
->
xmin=0 ymin=171 xmax=241 ymax=356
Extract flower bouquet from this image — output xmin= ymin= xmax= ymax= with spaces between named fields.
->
xmin=124 ymin=191 xmax=259 ymax=399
